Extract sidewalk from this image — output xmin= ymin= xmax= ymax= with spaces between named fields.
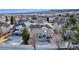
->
xmin=0 ymin=32 xmax=12 ymax=44
xmin=0 ymin=37 xmax=6 ymax=44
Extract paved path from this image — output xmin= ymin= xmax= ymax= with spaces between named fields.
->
xmin=0 ymin=32 xmax=12 ymax=44
xmin=0 ymin=45 xmax=34 ymax=50
xmin=0 ymin=44 xmax=66 ymax=50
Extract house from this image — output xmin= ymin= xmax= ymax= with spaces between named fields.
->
xmin=11 ymin=19 xmax=28 ymax=35
xmin=11 ymin=24 xmax=25 ymax=35
xmin=0 ymin=16 xmax=6 ymax=22
xmin=0 ymin=22 xmax=10 ymax=36
xmin=18 ymin=19 xmax=26 ymax=27
xmin=48 ymin=17 xmax=54 ymax=23
xmin=29 ymin=23 xmax=53 ymax=42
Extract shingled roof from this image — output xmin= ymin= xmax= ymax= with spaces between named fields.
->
xmin=0 ymin=22 xmax=10 ymax=28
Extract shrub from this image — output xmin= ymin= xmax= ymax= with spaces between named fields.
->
xmin=22 ymin=28 xmax=30 ymax=44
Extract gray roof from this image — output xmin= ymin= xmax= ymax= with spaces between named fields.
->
xmin=30 ymin=24 xmax=53 ymax=29
xmin=30 ymin=24 xmax=45 ymax=28
xmin=0 ymin=22 xmax=4 ymax=27
xmin=0 ymin=22 xmax=10 ymax=28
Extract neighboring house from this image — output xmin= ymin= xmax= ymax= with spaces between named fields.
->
xmin=11 ymin=19 xmax=27 ymax=35
xmin=11 ymin=24 xmax=24 ymax=35
xmin=48 ymin=17 xmax=54 ymax=23
xmin=0 ymin=22 xmax=10 ymax=36
xmin=18 ymin=19 xmax=26 ymax=27
xmin=0 ymin=16 xmax=6 ymax=22
xmin=29 ymin=23 xmax=53 ymax=42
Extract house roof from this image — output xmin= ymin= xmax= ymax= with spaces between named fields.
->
xmin=0 ymin=22 xmax=4 ymax=27
xmin=0 ymin=22 xmax=10 ymax=28
xmin=30 ymin=24 xmax=45 ymax=28
xmin=30 ymin=23 xmax=53 ymax=29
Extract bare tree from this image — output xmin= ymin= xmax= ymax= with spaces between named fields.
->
xmin=51 ymin=29 xmax=62 ymax=49
xmin=29 ymin=31 xmax=37 ymax=50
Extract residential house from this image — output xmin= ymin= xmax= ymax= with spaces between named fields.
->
xmin=29 ymin=23 xmax=53 ymax=42
xmin=0 ymin=16 xmax=6 ymax=22
xmin=0 ymin=22 xmax=10 ymax=36
xmin=11 ymin=19 xmax=27 ymax=35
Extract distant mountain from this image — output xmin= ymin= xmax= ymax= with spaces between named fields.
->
xmin=0 ymin=9 xmax=79 ymax=14
xmin=29 ymin=9 xmax=79 ymax=14
xmin=15 ymin=9 xmax=79 ymax=14
xmin=0 ymin=9 xmax=49 ymax=14
xmin=48 ymin=9 xmax=79 ymax=13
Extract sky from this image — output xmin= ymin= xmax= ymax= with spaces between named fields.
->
xmin=0 ymin=9 xmax=49 ymax=14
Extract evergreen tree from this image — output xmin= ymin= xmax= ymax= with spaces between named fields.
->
xmin=10 ymin=16 xmax=14 ymax=25
xmin=61 ymin=14 xmax=79 ymax=49
xmin=5 ymin=16 xmax=8 ymax=22
xmin=22 ymin=28 xmax=30 ymax=44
